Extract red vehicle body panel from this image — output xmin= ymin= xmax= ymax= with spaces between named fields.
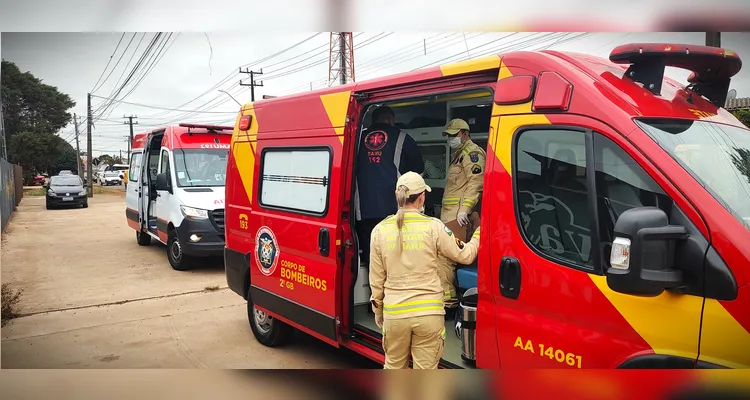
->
xmin=224 ymin=45 xmax=750 ymax=369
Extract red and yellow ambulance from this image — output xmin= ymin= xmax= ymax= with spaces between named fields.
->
xmin=223 ymin=42 xmax=750 ymax=369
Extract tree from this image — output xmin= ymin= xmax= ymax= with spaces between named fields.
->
xmin=731 ymin=109 xmax=750 ymax=128
xmin=1 ymin=60 xmax=77 ymax=181
xmin=1 ymin=60 xmax=75 ymax=141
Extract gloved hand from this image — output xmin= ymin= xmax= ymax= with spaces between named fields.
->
xmin=375 ymin=313 xmax=384 ymax=329
xmin=457 ymin=211 xmax=470 ymax=227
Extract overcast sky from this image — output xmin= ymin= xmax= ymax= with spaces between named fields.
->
xmin=2 ymin=32 xmax=749 ymax=156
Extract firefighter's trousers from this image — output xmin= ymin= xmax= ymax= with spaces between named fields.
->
xmin=382 ymin=315 xmax=446 ymax=369
xmin=437 ymin=255 xmax=458 ymax=309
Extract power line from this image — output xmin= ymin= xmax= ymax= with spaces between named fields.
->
xmin=92 ymin=33 xmax=138 ymax=95
xmin=90 ymin=94 xmax=237 ymax=113
xmin=90 ymin=33 xmax=126 ymax=93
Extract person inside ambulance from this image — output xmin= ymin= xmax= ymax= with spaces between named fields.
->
xmin=438 ymin=118 xmax=486 ymax=315
xmin=369 ymin=172 xmax=480 ymax=369
xmin=355 ymin=105 xmax=424 ymax=267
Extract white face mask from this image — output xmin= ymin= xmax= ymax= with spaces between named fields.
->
xmin=447 ymin=136 xmax=462 ymax=148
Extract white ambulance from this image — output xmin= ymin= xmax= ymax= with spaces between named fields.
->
xmin=125 ymin=123 xmax=232 ymax=270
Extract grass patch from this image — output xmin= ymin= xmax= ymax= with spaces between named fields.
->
xmin=1 ymin=283 xmax=23 ymax=327
xmin=204 ymin=285 xmax=220 ymax=291
xmin=23 ymin=187 xmax=46 ymax=196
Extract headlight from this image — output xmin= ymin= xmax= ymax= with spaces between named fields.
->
xmin=180 ymin=205 xmax=208 ymax=219
xmin=79 ymin=190 xmax=87 ymax=196
xmin=48 ymin=190 xmax=56 ymax=196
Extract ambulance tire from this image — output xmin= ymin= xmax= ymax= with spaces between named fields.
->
xmin=167 ymin=230 xmax=195 ymax=271
xmin=136 ymin=231 xmax=152 ymax=246
xmin=247 ymin=290 xmax=292 ymax=347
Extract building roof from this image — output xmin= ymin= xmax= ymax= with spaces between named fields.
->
xmin=725 ymin=97 xmax=750 ymax=110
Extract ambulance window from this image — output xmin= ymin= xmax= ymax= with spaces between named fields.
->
xmin=160 ymin=149 xmax=170 ymax=177
xmin=420 ymin=144 xmax=447 ymax=180
xmin=593 ymin=133 xmax=672 ymax=265
xmin=515 ymin=129 xmax=594 ymax=270
xmin=259 ymin=148 xmax=332 ymax=215
xmin=129 ymin=153 xmax=140 ymax=183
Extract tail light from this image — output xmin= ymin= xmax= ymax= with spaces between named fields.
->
xmin=239 ymin=115 xmax=252 ymax=131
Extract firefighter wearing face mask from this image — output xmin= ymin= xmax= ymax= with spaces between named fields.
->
xmin=438 ymin=118 xmax=485 ymax=314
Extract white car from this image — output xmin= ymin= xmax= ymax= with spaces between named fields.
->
xmin=101 ymin=171 xmax=122 ymax=186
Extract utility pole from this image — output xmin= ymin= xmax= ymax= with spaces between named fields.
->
xmin=123 ymin=115 xmax=138 ymax=162
xmin=73 ymin=113 xmax=82 ymax=179
xmin=239 ymin=68 xmax=263 ymax=102
xmin=86 ymin=93 xmax=93 ymax=198
xmin=706 ymin=32 xmax=721 ymax=47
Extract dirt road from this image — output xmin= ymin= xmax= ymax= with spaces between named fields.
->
xmin=1 ymin=191 xmax=376 ymax=368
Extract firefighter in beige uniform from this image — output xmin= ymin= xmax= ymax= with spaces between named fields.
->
xmin=369 ymin=172 xmax=480 ymax=369
xmin=439 ymin=118 xmax=486 ymax=313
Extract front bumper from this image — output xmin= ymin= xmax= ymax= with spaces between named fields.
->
xmin=47 ymin=194 xmax=87 ymax=206
xmin=104 ymin=180 xmax=122 ymax=185
xmin=174 ymin=217 xmax=225 ymax=256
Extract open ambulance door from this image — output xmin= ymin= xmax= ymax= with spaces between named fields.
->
xmin=246 ymin=92 xmax=360 ymax=348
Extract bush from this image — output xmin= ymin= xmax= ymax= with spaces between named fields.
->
xmin=1 ymin=283 xmax=23 ymax=327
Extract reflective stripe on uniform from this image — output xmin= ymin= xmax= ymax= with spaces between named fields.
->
xmin=381 ymin=215 xmax=432 ymax=224
xmin=440 ymin=327 xmax=446 ymax=340
xmin=472 ymin=230 xmax=480 ymax=239
xmin=383 ymin=299 xmax=444 ymax=315
xmin=444 ymin=289 xmax=456 ymax=300
xmin=394 ymin=131 xmax=406 ymax=178
xmin=461 ymin=199 xmax=476 ymax=208
xmin=442 ymin=197 xmax=460 ymax=205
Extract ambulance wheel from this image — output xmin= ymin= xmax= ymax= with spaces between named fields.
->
xmin=167 ymin=230 xmax=194 ymax=271
xmin=247 ymin=290 xmax=292 ymax=347
xmin=136 ymin=231 xmax=151 ymax=246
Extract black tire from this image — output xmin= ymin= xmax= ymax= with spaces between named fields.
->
xmin=247 ymin=287 xmax=292 ymax=347
xmin=167 ymin=229 xmax=194 ymax=271
xmin=46 ymin=202 xmax=52 ymax=210
xmin=136 ymin=231 xmax=152 ymax=246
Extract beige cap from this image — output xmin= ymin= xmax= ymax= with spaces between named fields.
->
xmin=443 ymin=118 xmax=470 ymax=136
xmin=396 ymin=171 xmax=431 ymax=194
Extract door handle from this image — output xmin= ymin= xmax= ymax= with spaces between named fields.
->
xmin=499 ymin=256 xmax=521 ymax=299
xmin=319 ymin=228 xmax=330 ymax=257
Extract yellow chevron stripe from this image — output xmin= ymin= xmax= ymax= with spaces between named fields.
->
xmin=589 ymin=275 xmax=701 ymax=360
xmin=232 ymin=107 xmax=258 ymax=202
xmin=696 ymin=299 xmax=750 ymax=368
xmin=440 ymin=55 xmax=501 ymax=77
xmin=490 ymin=61 xmax=551 ymax=176
xmin=320 ymin=91 xmax=351 ymax=145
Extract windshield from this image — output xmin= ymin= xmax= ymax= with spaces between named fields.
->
xmin=636 ymin=118 xmax=750 ymax=231
xmin=51 ymin=176 xmax=82 ymax=186
xmin=105 ymin=171 xmax=120 ymax=177
xmin=173 ymin=149 xmax=228 ymax=187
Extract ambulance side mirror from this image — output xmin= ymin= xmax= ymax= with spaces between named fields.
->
xmin=605 ymin=207 xmax=686 ymax=297
xmin=156 ymin=172 xmax=172 ymax=193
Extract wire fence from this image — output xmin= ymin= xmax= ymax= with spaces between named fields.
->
xmin=1 ymin=157 xmax=22 ymax=233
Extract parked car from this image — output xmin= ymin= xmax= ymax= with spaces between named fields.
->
xmin=32 ymin=174 xmax=46 ymax=186
xmin=45 ymin=175 xmax=88 ymax=209
xmin=101 ymin=171 xmax=122 ymax=186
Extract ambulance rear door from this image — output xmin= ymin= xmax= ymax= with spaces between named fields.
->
xmin=247 ymin=92 xmax=356 ymax=347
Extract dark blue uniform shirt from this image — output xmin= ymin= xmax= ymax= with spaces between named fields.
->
xmin=355 ymin=123 xmax=424 ymax=220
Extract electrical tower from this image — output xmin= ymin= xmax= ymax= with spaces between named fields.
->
xmin=328 ymin=32 xmax=355 ymax=86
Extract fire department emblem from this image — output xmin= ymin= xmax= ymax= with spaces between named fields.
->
xmin=364 ymin=130 xmax=388 ymax=151
xmin=254 ymin=226 xmax=280 ymax=276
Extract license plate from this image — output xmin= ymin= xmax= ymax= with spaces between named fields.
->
xmin=63 ymin=197 xmax=73 ymax=201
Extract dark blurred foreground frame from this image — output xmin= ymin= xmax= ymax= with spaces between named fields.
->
xmin=1 ymin=370 xmax=749 ymax=400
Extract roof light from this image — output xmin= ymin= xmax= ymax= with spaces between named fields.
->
xmin=494 ymin=75 xmax=536 ymax=105
xmin=532 ymin=71 xmax=573 ymax=111
xmin=238 ymin=115 xmax=252 ymax=131
xmin=609 ymin=42 xmax=742 ymax=107
xmin=178 ymin=123 xmax=234 ymax=131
